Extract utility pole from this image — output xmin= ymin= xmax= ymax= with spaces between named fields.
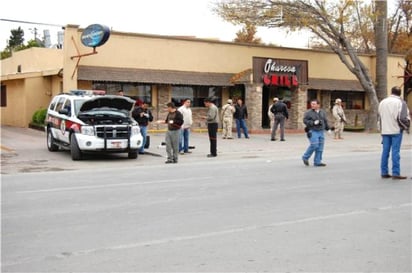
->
xmin=29 ymin=27 xmax=38 ymax=40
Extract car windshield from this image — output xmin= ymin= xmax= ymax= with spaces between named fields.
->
xmin=73 ymin=99 xmax=88 ymax=116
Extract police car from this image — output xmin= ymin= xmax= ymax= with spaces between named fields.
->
xmin=45 ymin=90 xmax=143 ymax=160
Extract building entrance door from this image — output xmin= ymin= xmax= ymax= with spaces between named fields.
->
xmin=262 ymin=85 xmax=293 ymax=128
xmin=261 ymin=85 xmax=271 ymax=128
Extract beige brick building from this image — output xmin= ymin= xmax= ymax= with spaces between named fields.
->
xmin=1 ymin=24 xmax=407 ymax=131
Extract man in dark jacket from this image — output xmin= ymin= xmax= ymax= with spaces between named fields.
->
xmin=270 ymin=97 xmax=289 ymax=141
xmin=156 ymin=102 xmax=184 ymax=163
xmin=302 ymin=99 xmax=331 ymax=167
xmin=132 ymin=102 xmax=153 ymax=154
xmin=204 ymin=97 xmax=219 ymax=157
xmin=234 ymin=98 xmax=249 ymax=138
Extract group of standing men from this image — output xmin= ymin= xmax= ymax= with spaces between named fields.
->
xmin=205 ymin=97 xmax=251 ymax=157
xmin=132 ymin=98 xmax=193 ymax=163
xmin=301 ymin=86 xmax=410 ymax=180
xmin=132 ymin=88 xmax=410 ymax=178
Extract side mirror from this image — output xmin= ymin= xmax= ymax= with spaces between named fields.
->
xmin=59 ymin=108 xmax=70 ymax=115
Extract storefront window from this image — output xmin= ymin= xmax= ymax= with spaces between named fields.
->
xmin=307 ymin=90 xmax=318 ymax=109
xmin=92 ymin=82 xmax=152 ymax=105
xmin=331 ymin=91 xmax=365 ymax=109
xmin=172 ymin=85 xmax=222 ymax=107
xmin=123 ymin=84 xmax=152 ymax=105
xmin=229 ymin=85 xmax=245 ymax=102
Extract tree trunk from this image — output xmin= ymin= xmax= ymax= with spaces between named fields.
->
xmin=375 ymin=0 xmax=388 ymax=101
xmin=353 ymin=65 xmax=380 ymax=131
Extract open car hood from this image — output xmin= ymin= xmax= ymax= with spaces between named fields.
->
xmin=79 ymin=95 xmax=136 ymax=112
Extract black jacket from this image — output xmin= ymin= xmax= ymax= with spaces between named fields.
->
xmin=165 ymin=110 xmax=184 ymax=130
xmin=270 ymin=101 xmax=289 ymax=119
xmin=303 ymin=109 xmax=330 ymax=131
xmin=132 ymin=107 xmax=153 ymax=126
xmin=234 ymin=104 xmax=248 ymax=119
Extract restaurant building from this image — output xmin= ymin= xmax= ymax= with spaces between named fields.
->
xmin=1 ymin=24 xmax=407 ymax=131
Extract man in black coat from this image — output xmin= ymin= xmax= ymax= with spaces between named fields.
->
xmin=132 ymin=102 xmax=153 ymax=154
xmin=270 ymin=97 xmax=289 ymax=141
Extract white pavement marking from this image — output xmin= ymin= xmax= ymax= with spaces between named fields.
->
xmin=15 ymin=177 xmax=215 ymax=194
xmin=55 ymin=202 xmax=412 ymax=258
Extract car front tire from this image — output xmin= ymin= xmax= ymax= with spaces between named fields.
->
xmin=70 ymin=133 xmax=82 ymax=160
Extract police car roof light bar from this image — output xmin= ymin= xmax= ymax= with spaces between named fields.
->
xmin=69 ymin=90 xmax=106 ymax=96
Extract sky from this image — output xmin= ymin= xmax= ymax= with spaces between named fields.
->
xmin=0 ymin=0 xmax=312 ymax=50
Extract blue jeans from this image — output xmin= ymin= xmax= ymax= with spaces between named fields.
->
xmin=380 ymin=133 xmax=403 ymax=176
xmin=139 ymin=125 xmax=147 ymax=153
xmin=236 ymin=119 xmax=249 ymax=138
xmin=179 ymin=128 xmax=190 ymax=152
xmin=302 ymin=130 xmax=325 ymax=165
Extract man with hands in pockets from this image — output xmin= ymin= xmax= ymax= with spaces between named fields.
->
xmin=302 ymin=99 xmax=332 ymax=167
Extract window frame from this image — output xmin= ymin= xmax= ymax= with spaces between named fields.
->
xmin=1 ymin=85 xmax=7 ymax=107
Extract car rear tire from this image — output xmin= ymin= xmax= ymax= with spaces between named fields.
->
xmin=47 ymin=129 xmax=59 ymax=151
xmin=70 ymin=133 xmax=82 ymax=160
xmin=128 ymin=150 xmax=138 ymax=159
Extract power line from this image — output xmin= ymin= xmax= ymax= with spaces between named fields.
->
xmin=0 ymin=18 xmax=64 ymax=28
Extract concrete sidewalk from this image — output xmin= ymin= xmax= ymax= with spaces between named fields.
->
xmin=143 ymin=129 xmax=412 ymax=163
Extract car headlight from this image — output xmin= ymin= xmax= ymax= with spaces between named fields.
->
xmin=131 ymin=125 xmax=140 ymax=136
xmin=81 ymin=126 xmax=95 ymax=136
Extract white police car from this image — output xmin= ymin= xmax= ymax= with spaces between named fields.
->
xmin=45 ymin=90 xmax=143 ymax=160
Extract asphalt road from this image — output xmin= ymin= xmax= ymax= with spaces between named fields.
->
xmin=1 ymin=126 xmax=412 ymax=272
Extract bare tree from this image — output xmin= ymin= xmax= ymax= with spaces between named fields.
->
xmin=234 ymin=23 xmax=263 ymax=44
xmin=213 ymin=0 xmax=387 ymax=130
xmin=388 ymin=0 xmax=412 ymax=54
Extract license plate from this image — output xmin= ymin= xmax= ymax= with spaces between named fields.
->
xmin=109 ymin=141 xmax=124 ymax=149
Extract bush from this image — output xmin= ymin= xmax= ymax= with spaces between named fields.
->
xmin=32 ymin=108 xmax=47 ymax=124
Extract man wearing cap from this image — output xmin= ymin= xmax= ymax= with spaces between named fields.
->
xmin=270 ymin=97 xmax=289 ymax=141
xmin=221 ymin=99 xmax=235 ymax=139
xmin=332 ymin=98 xmax=346 ymax=139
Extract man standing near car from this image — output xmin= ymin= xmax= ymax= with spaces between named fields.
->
xmin=132 ymin=101 xmax=153 ymax=154
xmin=157 ymin=102 xmax=184 ymax=163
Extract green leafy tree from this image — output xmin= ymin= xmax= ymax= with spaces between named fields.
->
xmin=8 ymin=27 xmax=25 ymax=49
xmin=1 ymin=27 xmax=44 ymax=60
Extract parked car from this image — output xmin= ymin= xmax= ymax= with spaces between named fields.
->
xmin=45 ymin=90 xmax=143 ymax=160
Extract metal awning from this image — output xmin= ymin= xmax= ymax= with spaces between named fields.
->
xmin=77 ymin=66 xmax=234 ymax=86
xmin=306 ymin=78 xmax=364 ymax=91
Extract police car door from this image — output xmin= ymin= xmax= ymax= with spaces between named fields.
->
xmin=58 ymin=98 xmax=72 ymax=143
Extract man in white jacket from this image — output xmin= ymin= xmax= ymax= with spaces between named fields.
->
xmin=378 ymin=86 xmax=410 ymax=180
xmin=178 ymin=99 xmax=193 ymax=154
